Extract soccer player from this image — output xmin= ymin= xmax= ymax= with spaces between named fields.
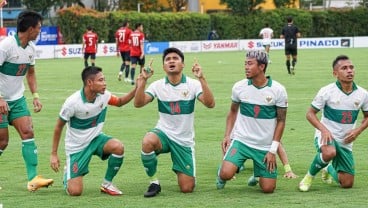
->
xmin=259 ymin=23 xmax=273 ymax=63
xmin=115 ymin=20 xmax=132 ymax=82
xmin=0 ymin=10 xmax=54 ymax=192
xmin=280 ymin=16 xmax=301 ymax=75
xmin=50 ymin=66 xmax=137 ymax=196
xmin=82 ymin=26 xmax=98 ymax=68
xmin=129 ymin=23 xmax=145 ymax=85
xmin=216 ymin=50 xmax=287 ymax=193
xmin=134 ymin=47 xmax=215 ymax=197
xmin=299 ymin=55 xmax=368 ymax=192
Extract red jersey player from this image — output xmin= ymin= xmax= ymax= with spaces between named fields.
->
xmin=129 ymin=23 xmax=145 ymax=85
xmin=82 ymin=26 xmax=98 ymax=68
xmin=115 ymin=21 xmax=132 ymax=82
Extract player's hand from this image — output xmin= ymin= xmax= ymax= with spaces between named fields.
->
xmin=50 ymin=154 xmax=60 ymax=172
xmin=116 ymin=52 xmax=120 ymax=57
xmin=192 ymin=58 xmax=204 ymax=79
xmin=320 ymin=129 xmax=333 ymax=145
xmin=142 ymin=58 xmax=154 ymax=80
xmin=221 ymin=137 xmax=231 ymax=155
xmin=284 ymin=171 xmax=298 ymax=179
xmin=33 ymin=98 xmax=42 ymax=113
xmin=343 ymin=129 xmax=359 ymax=144
xmin=264 ymin=152 xmax=277 ymax=173
xmin=0 ymin=98 xmax=10 ymax=115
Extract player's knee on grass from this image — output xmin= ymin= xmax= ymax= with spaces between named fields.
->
xmin=259 ymin=178 xmax=276 ymax=193
xmin=67 ymin=185 xmax=83 ymax=196
xmin=339 ymin=173 xmax=354 ymax=188
xmin=178 ymin=178 xmax=195 ymax=193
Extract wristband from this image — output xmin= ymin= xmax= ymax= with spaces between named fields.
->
xmin=269 ymin=141 xmax=279 ymax=154
xmin=33 ymin=92 xmax=40 ymax=99
xmin=284 ymin=164 xmax=292 ymax=173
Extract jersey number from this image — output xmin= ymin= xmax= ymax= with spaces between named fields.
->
xmin=253 ymin=105 xmax=260 ymax=118
xmin=341 ymin=111 xmax=352 ymax=124
xmin=16 ymin=64 xmax=27 ymax=76
xmin=132 ymin=36 xmax=140 ymax=47
xmin=170 ymin=102 xmax=181 ymax=114
xmin=119 ymin=32 xmax=126 ymax=42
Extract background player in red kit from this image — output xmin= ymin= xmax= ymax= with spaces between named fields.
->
xmin=115 ymin=20 xmax=132 ymax=82
xmin=82 ymin=26 xmax=98 ymax=68
xmin=129 ymin=23 xmax=145 ymax=85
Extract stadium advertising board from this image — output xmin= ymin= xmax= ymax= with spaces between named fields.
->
xmin=240 ymin=37 xmax=353 ymax=50
xmin=201 ymin=40 xmax=239 ymax=52
xmin=36 ymin=36 xmax=366 ymax=59
xmin=6 ymin=26 xmax=58 ymax=45
xmin=145 ymin=42 xmax=170 ymax=54
xmin=169 ymin=41 xmax=201 ymax=53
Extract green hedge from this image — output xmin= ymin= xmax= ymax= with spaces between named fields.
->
xmin=56 ymin=7 xmax=368 ymax=44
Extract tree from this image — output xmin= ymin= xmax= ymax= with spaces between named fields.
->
xmin=22 ymin=0 xmax=85 ymax=15
xmin=120 ymin=0 xmax=159 ymax=12
xmin=167 ymin=0 xmax=187 ymax=11
xmin=22 ymin=0 xmax=57 ymax=15
xmin=220 ymin=0 xmax=266 ymax=15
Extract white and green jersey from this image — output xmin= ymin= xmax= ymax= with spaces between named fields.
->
xmin=311 ymin=81 xmax=368 ymax=151
xmin=0 ymin=35 xmax=36 ymax=101
xmin=146 ymin=75 xmax=202 ymax=147
xmin=59 ymin=89 xmax=112 ymax=155
xmin=259 ymin=27 xmax=273 ymax=45
xmin=231 ymin=77 xmax=288 ymax=151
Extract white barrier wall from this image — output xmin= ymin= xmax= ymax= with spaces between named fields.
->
xmin=35 ymin=36 xmax=367 ymax=59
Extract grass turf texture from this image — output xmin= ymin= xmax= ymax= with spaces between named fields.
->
xmin=1 ymin=48 xmax=368 ymax=207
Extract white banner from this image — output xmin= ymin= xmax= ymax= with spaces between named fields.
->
xmin=35 ymin=36 xmax=366 ymax=59
xmin=169 ymin=41 xmax=201 ymax=53
xmin=201 ymin=40 xmax=239 ymax=52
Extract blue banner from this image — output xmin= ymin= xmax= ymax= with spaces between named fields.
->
xmin=144 ymin=41 xmax=169 ymax=55
xmin=6 ymin=26 xmax=58 ymax=45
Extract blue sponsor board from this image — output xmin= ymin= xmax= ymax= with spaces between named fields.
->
xmin=145 ymin=41 xmax=169 ymax=55
xmin=7 ymin=26 xmax=58 ymax=45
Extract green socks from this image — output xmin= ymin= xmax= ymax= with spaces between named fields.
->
xmin=309 ymin=153 xmax=328 ymax=176
xmin=104 ymin=154 xmax=124 ymax=182
xmin=141 ymin=151 xmax=157 ymax=177
xmin=22 ymin=139 xmax=38 ymax=181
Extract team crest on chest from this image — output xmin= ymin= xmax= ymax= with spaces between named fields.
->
xmin=182 ymin=90 xmax=189 ymax=98
xmin=354 ymin=100 xmax=360 ymax=108
xmin=265 ymin=95 xmax=273 ymax=103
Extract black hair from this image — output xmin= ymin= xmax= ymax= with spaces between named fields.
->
xmin=122 ymin=20 xmax=129 ymax=27
xmin=87 ymin=26 xmax=93 ymax=31
xmin=162 ymin=47 xmax=184 ymax=63
xmin=17 ymin=10 xmax=43 ymax=33
xmin=81 ymin=66 xmax=102 ymax=86
xmin=332 ymin=55 xmax=349 ymax=69
xmin=287 ymin=16 xmax=293 ymax=23
xmin=135 ymin=23 xmax=143 ymax=30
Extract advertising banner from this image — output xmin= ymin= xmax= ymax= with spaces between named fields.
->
xmin=6 ymin=26 xmax=58 ymax=45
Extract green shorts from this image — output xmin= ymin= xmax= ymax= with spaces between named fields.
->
xmin=0 ymin=96 xmax=30 ymax=128
xmin=150 ymin=128 xmax=195 ymax=177
xmin=224 ymin=140 xmax=277 ymax=179
xmin=65 ymin=133 xmax=112 ymax=180
xmin=314 ymin=138 xmax=355 ymax=175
